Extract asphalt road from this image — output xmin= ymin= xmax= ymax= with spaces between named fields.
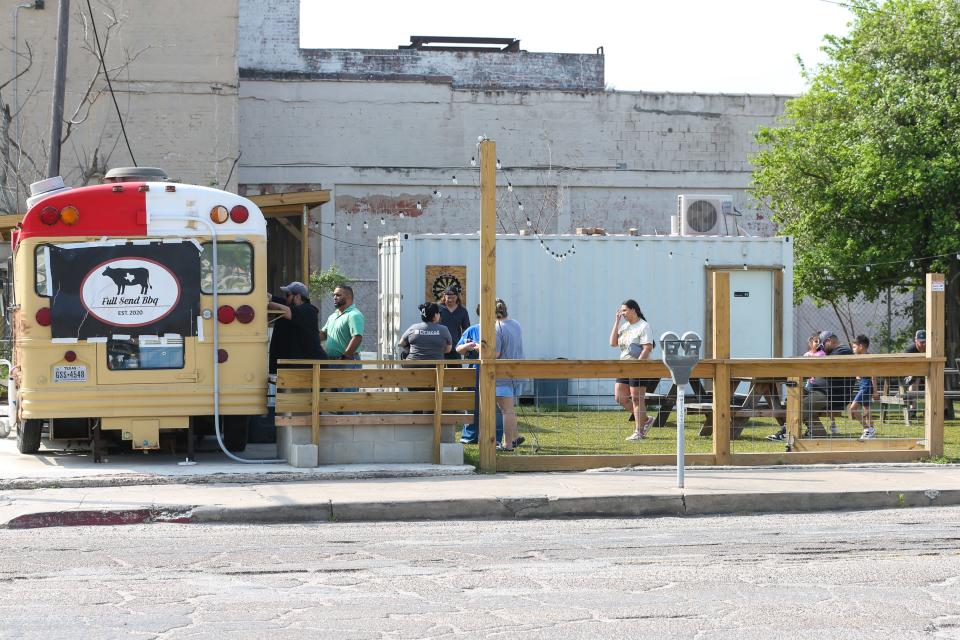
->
xmin=2 ymin=507 xmax=960 ymax=639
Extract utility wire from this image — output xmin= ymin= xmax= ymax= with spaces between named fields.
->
xmin=308 ymin=227 xmax=378 ymax=248
xmin=85 ymin=0 xmax=137 ymax=166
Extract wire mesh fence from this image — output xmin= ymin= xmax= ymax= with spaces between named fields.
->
xmin=793 ymin=283 xmax=924 ymax=355
xmin=469 ymin=367 xmax=936 ymax=459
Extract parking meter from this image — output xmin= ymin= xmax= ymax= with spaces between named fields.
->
xmin=661 ymin=331 xmax=703 ymax=488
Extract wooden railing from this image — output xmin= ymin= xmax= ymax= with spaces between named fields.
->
xmin=493 ymin=354 xmax=941 ymax=471
xmin=274 ymin=360 xmax=476 ymax=463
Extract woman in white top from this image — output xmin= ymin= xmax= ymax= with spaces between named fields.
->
xmin=609 ymin=299 xmax=656 ymax=441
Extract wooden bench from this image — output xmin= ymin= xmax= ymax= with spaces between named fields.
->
xmin=275 ymin=361 xmax=476 ymax=466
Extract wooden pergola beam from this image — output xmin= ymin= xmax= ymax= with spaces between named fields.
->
xmin=248 ymin=190 xmax=330 ymax=209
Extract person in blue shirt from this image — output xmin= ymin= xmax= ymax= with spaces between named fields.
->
xmin=456 ymin=306 xmax=503 ymax=444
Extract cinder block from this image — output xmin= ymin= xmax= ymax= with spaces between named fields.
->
xmin=318 ymin=442 xmax=375 ymax=465
xmin=323 ymin=425 xmax=355 ymax=442
xmin=394 ymin=425 xmax=433 ymax=442
xmin=276 ymin=424 xmax=313 ymax=461
xmin=374 ymin=440 xmax=430 ymax=464
xmin=440 ymin=443 xmax=464 ymax=466
xmin=288 ymin=444 xmax=318 ymax=468
xmin=352 ymin=425 xmax=396 ymax=442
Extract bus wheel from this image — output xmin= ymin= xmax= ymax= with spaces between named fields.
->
xmin=221 ymin=416 xmax=249 ymax=453
xmin=16 ymin=419 xmax=42 ymax=454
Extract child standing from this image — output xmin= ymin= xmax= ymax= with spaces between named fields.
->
xmin=850 ymin=334 xmax=879 ymax=439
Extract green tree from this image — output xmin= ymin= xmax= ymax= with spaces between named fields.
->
xmin=308 ymin=264 xmax=351 ymax=300
xmin=752 ymin=0 xmax=960 ymax=359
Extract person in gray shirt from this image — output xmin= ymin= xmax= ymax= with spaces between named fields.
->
xmin=399 ymin=302 xmax=453 ymax=360
xmin=494 ymin=298 xmax=525 ymax=451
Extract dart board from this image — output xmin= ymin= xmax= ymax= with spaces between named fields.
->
xmin=425 ymin=265 xmax=467 ymax=305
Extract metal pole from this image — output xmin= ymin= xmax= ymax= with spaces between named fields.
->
xmin=676 ymin=391 xmax=685 ymax=488
xmin=46 ymin=0 xmax=69 ymax=178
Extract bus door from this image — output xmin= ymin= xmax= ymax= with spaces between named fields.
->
xmin=45 ymin=239 xmax=203 ymax=385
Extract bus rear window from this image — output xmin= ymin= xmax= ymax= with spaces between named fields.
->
xmin=201 ymin=242 xmax=253 ymax=294
xmin=107 ymin=335 xmax=184 ymax=370
xmin=34 ymin=246 xmax=51 ymax=297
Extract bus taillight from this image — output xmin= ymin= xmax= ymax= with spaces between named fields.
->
xmin=64 ymin=350 xmax=77 ymax=363
xmin=39 ymin=206 xmax=60 ymax=225
xmin=235 ymin=305 xmax=255 ymax=323
xmin=210 ymin=206 xmax=229 ymax=224
xmin=36 ymin=308 xmax=52 ymax=326
xmin=217 ymin=305 xmax=235 ymax=323
xmin=230 ymin=205 xmax=249 ymax=224
xmin=60 ymin=206 xmax=80 ymax=225
xmin=217 ymin=349 xmax=228 ymax=363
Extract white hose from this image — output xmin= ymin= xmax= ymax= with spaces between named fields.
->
xmin=151 ymin=212 xmax=283 ymax=464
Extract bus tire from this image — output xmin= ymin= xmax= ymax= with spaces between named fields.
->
xmin=17 ymin=419 xmax=42 ymax=454
xmin=221 ymin=415 xmax=249 ymax=453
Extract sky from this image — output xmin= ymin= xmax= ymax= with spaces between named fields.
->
xmin=299 ymin=0 xmax=854 ymax=95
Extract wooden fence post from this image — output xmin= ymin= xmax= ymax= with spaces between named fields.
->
xmin=433 ymin=362 xmax=445 ymax=464
xmin=311 ymin=363 xmax=321 ymax=445
xmin=712 ymin=271 xmax=731 ymax=464
xmin=926 ymin=273 xmax=945 ymax=457
xmin=478 ymin=139 xmax=498 ymax=473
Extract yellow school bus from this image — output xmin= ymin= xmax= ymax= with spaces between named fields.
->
xmin=10 ymin=169 xmax=267 ymax=459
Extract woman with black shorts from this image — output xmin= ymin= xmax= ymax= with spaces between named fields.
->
xmin=609 ymin=299 xmax=656 ymax=441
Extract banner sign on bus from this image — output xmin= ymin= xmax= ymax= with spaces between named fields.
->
xmin=49 ymin=242 xmax=201 ymax=339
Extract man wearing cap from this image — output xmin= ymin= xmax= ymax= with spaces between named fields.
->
xmin=267 ymin=281 xmax=325 ymax=373
xmin=802 ymin=331 xmax=854 ymax=436
xmin=439 ymin=286 xmax=470 ymax=363
xmin=905 ymin=330 xmax=926 ymax=355
xmin=902 ymin=330 xmax=926 ymax=395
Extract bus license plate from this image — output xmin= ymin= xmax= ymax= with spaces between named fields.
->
xmin=53 ymin=365 xmax=87 ymax=383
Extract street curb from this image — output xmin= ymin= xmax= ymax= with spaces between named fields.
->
xmin=5 ymin=489 xmax=959 ymax=528
xmin=5 ymin=506 xmax=195 ymax=529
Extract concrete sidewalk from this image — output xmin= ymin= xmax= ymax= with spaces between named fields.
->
xmin=4 ymin=464 xmax=960 ymax=529
xmin=0 ymin=438 xmax=474 ymax=490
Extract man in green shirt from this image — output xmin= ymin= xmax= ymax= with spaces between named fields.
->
xmin=321 ymin=285 xmax=364 ymax=361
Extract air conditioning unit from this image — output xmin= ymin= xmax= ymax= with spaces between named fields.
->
xmin=677 ymin=195 xmax=734 ymax=236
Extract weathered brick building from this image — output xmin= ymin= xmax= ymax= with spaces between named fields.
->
xmin=2 ymin=0 xmax=793 ymax=349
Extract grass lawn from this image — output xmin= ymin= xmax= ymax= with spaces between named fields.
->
xmin=458 ymin=404 xmax=960 ymax=468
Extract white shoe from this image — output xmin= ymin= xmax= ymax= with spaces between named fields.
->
xmin=625 ymin=431 xmax=644 ymax=441
xmin=860 ymin=427 xmax=876 ymax=440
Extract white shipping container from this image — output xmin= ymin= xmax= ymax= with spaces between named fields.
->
xmin=378 ymin=233 xmax=793 ymax=401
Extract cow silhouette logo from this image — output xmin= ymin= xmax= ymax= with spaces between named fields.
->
xmin=102 ymin=266 xmax=152 ymax=295
xmin=80 ymin=257 xmax=181 ymax=327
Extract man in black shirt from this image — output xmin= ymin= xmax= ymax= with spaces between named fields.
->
xmin=267 ymin=281 xmax=326 ymax=372
xmin=802 ymin=331 xmax=854 ymax=436
xmin=438 ymin=285 xmax=470 ymax=363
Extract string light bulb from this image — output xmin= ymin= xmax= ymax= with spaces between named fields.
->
xmin=363 ymin=220 xmax=369 ymax=230
xmin=399 ymin=211 xmax=405 ymax=218
xmin=346 ymin=222 xmax=352 ymax=232
xmin=433 ymin=190 xmax=441 ymax=199
xmin=518 ymin=202 xmax=524 ymax=212
xmin=451 ymin=175 xmax=457 ymax=184
xmin=526 ymin=217 xmax=532 ymax=227
xmin=507 ymin=182 xmax=513 ymax=192
xmin=470 ymin=157 xmax=476 ymax=167
xmin=910 ymin=260 xmax=915 ymax=267
xmin=416 ymin=201 xmax=422 ymax=210
xmin=865 ymin=265 xmax=871 ymax=272
xmin=496 ymin=159 xmax=502 ymax=170
xmin=380 ymin=216 xmax=386 ymax=225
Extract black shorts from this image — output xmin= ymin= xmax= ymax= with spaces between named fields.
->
xmin=615 ymin=378 xmax=659 ymax=391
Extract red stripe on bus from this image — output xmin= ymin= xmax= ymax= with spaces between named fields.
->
xmin=18 ymin=183 xmax=148 ymax=245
